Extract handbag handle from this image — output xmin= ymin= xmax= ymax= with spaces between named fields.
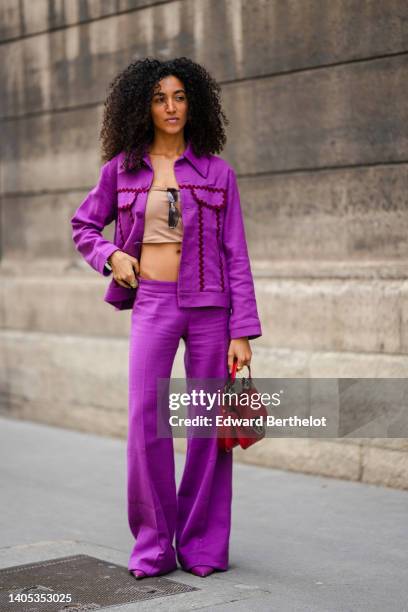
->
xmin=230 ymin=358 xmax=252 ymax=383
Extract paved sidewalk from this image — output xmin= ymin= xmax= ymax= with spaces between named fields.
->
xmin=1 ymin=416 xmax=407 ymax=611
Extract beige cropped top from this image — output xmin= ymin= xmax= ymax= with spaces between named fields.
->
xmin=142 ymin=186 xmax=184 ymax=243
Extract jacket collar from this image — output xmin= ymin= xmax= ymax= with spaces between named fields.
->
xmin=118 ymin=138 xmax=210 ymax=178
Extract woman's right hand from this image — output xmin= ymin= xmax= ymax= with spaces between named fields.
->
xmin=109 ymin=250 xmax=140 ymax=289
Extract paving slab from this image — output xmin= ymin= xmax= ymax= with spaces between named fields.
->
xmin=0 ymin=416 xmax=407 ymax=611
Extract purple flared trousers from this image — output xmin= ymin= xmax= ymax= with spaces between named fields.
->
xmin=127 ymin=276 xmax=233 ymax=574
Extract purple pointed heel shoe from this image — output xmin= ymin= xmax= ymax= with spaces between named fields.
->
xmin=189 ymin=565 xmax=215 ymax=577
xmin=131 ymin=569 xmax=147 ymax=580
xmin=129 ymin=564 xmax=178 ymax=580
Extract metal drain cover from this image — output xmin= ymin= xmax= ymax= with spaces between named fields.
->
xmin=0 ymin=554 xmax=199 ymax=611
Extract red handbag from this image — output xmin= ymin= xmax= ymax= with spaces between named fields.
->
xmin=217 ymin=359 xmax=268 ymax=452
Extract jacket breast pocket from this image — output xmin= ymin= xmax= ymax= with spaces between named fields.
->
xmin=188 ymin=185 xmax=227 ymax=244
xmin=116 ymin=190 xmax=140 ymax=246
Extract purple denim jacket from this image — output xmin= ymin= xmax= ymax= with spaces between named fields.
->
xmin=70 ymin=139 xmax=262 ymax=340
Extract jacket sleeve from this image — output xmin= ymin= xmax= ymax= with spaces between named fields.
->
xmin=70 ymin=157 xmax=120 ymax=276
xmin=222 ymin=167 xmax=262 ymax=341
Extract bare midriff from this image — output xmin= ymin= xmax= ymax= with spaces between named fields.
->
xmin=138 ymin=153 xmax=183 ymax=282
xmin=139 ymin=243 xmax=182 ymax=281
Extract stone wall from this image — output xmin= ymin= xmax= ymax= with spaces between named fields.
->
xmin=1 ymin=0 xmax=407 ymax=488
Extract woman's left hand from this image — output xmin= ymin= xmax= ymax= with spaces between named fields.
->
xmin=227 ymin=338 xmax=252 ymax=373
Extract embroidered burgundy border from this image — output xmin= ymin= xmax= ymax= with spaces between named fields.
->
xmin=215 ymin=208 xmax=225 ymax=291
xmin=117 ymin=187 xmax=149 ymax=194
xmin=198 ymin=204 xmax=205 ymax=290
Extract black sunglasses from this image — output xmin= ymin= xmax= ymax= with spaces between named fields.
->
xmin=166 ymin=188 xmax=180 ymax=228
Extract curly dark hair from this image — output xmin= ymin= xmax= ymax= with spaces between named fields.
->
xmin=100 ymin=57 xmax=229 ymax=171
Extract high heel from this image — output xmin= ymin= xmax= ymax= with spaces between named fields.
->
xmin=189 ymin=565 xmax=215 ymax=577
xmin=130 ymin=569 xmax=147 ymax=579
xmin=129 ymin=564 xmax=178 ymax=579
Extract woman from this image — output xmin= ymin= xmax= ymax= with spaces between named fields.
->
xmin=70 ymin=57 xmax=262 ymax=580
